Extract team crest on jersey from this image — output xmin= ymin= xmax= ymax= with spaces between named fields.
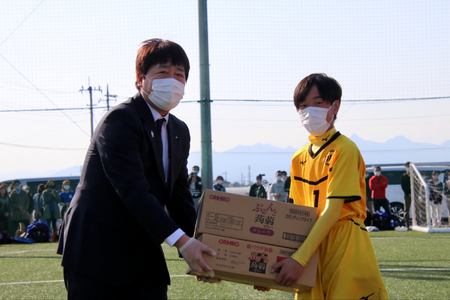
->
xmin=325 ymin=150 xmax=335 ymax=166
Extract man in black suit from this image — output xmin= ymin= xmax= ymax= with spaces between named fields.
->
xmin=57 ymin=39 xmax=216 ymax=299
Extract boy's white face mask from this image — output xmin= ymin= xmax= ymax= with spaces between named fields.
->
xmin=298 ymin=102 xmax=335 ymax=136
xmin=143 ymin=76 xmax=185 ymax=111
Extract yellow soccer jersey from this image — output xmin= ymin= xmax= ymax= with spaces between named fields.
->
xmin=290 ymin=128 xmax=367 ymax=221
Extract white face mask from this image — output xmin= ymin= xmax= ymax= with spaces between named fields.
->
xmin=277 ymin=176 xmax=282 ymax=181
xmin=375 ymin=171 xmax=381 ymax=176
xmin=64 ymin=185 xmax=70 ymax=190
xmin=217 ymin=180 xmax=223 ymax=185
xmin=143 ymin=77 xmax=185 ymax=111
xmin=298 ymin=102 xmax=335 ymax=136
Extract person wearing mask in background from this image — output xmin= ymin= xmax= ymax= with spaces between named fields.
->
xmin=9 ymin=179 xmax=30 ymax=235
xmin=369 ymin=166 xmax=390 ymax=215
xmin=192 ymin=166 xmax=201 ymax=181
xmin=269 ymin=171 xmax=287 ymax=202
xmin=281 ymin=171 xmax=287 ymax=182
xmin=187 ymin=172 xmax=202 ymax=209
xmin=428 ymin=171 xmax=444 ymax=227
xmin=401 ymin=162 xmax=412 ymax=229
xmin=59 ymin=180 xmax=75 ymax=220
xmin=213 ymin=176 xmax=226 ymax=192
xmin=33 ymin=184 xmax=45 ymax=223
xmin=22 ymin=185 xmax=33 ymax=224
xmin=249 ymin=175 xmax=267 ymax=199
xmin=0 ymin=183 xmax=11 ymax=237
xmin=42 ymin=179 xmax=61 ymax=237
xmin=58 ymin=39 xmax=217 ymax=299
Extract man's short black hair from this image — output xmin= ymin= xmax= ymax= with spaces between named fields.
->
xmin=135 ymin=39 xmax=190 ymax=90
xmin=405 ymin=162 xmax=410 ymax=167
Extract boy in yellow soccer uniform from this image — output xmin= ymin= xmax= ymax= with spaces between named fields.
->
xmin=257 ymin=74 xmax=388 ymax=299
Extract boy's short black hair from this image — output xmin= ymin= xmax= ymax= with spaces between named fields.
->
xmin=293 ymin=73 xmax=342 ymax=110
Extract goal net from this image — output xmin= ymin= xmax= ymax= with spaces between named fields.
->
xmin=410 ymin=163 xmax=450 ymax=233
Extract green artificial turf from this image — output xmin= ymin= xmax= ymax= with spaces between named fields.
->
xmin=0 ymin=231 xmax=449 ymax=299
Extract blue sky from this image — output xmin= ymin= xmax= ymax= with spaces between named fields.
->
xmin=0 ymin=0 xmax=449 ymax=177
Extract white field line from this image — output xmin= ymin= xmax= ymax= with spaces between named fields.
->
xmin=0 ymin=275 xmax=192 ymax=286
xmin=0 ymin=249 xmax=57 ymax=255
xmin=371 ymin=236 xmax=450 ymax=239
xmin=380 ymin=268 xmax=450 ymax=272
xmin=2 ymin=269 xmax=450 ymax=287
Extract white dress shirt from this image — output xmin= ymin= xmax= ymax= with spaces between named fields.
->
xmin=145 ymin=98 xmax=185 ymax=247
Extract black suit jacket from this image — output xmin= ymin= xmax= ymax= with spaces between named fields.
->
xmin=57 ymin=93 xmax=196 ymax=287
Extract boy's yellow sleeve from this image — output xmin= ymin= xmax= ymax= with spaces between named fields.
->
xmin=291 ymin=198 xmax=345 ymax=266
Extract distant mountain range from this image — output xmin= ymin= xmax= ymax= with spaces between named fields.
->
xmin=1 ymin=135 xmax=448 ymax=183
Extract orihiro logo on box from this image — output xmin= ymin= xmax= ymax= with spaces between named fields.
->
xmin=219 ymin=238 xmax=240 ymax=247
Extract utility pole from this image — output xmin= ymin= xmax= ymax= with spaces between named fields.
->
xmin=80 ymin=78 xmax=102 ymax=138
xmin=103 ymin=85 xmax=117 ymax=111
xmin=198 ymin=0 xmax=213 ymax=190
xmin=248 ymin=165 xmax=251 ymax=185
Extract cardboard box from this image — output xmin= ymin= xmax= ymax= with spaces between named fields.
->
xmin=195 ymin=190 xmax=317 ymax=249
xmin=187 ymin=233 xmax=318 ymax=293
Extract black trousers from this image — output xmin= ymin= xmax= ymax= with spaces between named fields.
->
xmin=64 ymin=268 xmax=168 ymax=300
xmin=373 ymin=198 xmax=391 ymax=215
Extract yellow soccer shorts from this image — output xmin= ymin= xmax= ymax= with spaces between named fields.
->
xmin=296 ymin=218 xmax=389 ymax=300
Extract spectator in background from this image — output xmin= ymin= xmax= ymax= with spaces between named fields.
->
xmin=249 ymin=175 xmax=267 ymax=199
xmin=213 ymin=176 xmax=226 ymax=192
xmin=269 ymin=171 xmax=287 ymax=202
xmin=192 ymin=166 xmax=201 ymax=181
xmin=365 ymin=170 xmax=374 ymax=215
xmin=280 ymin=171 xmax=287 ymax=182
xmin=429 ymin=171 xmax=444 ymax=227
xmin=369 ymin=166 xmax=390 ymax=214
xmin=43 ymin=179 xmax=61 ymax=235
xmin=401 ymin=162 xmax=412 ymax=229
xmin=33 ymin=184 xmax=45 ymax=223
xmin=445 ymin=171 xmax=450 ymax=222
xmin=22 ymin=185 xmax=33 ymax=224
xmin=59 ymin=180 xmax=75 ymax=220
xmin=9 ymin=179 xmax=30 ymax=234
xmin=0 ymin=183 xmax=11 ymax=236
xmin=284 ymin=175 xmax=291 ymax=203
xmin=187 ymin=172 xmax=202 ymax=209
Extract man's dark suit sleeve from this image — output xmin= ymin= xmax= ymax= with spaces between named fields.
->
xmin=96 ymin=106 xmax=182 ymax=244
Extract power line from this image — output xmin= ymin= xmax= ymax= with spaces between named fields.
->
xmin=0 ymin=141 xmax=86 ymax=151
xmin=182 ymin=96 xmax=450 ymax=103
xmin=0 ymin=107 xmax=110 ymax=113
xmin=0 ymin=0 xmax=45 ymax=48
xmin=0 ymin=53 xmax=90 ymax=138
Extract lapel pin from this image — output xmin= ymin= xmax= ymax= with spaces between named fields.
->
xmin=151 ymin=131 xmax=154 ymax=138
xmin=175 ymin=136 xmax=178 ymax=139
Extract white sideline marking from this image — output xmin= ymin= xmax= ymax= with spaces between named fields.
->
xmin=0 ymin=249 xmax=57 ymax=255
xmin=380 ymin=268 xmax=450 ymax=272
xmin=0 ymin=275 xmax=192 ymax=286
xmin=3 ymin=270 xmax=450 ymax=287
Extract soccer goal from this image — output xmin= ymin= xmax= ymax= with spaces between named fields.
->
xmin=410 ymin=163 xmax=450 ymax=233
